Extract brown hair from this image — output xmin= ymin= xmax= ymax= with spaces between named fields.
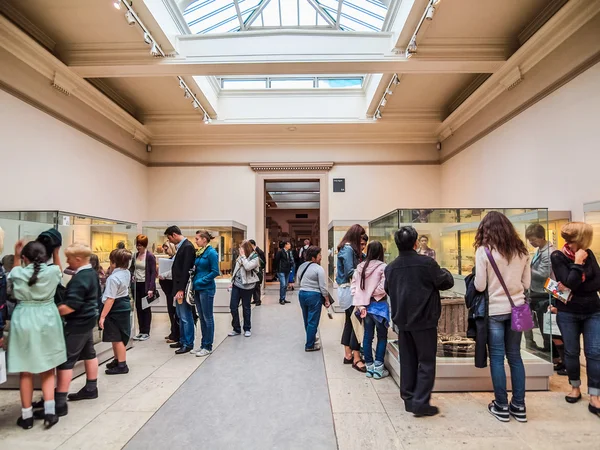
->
xmin=196 ymin=230 xmax=215 ymax=242
xmin=337 ymin=224 xmax=366 ymax=255
xmin=135 ymin=234 xmax=149 ymax=248
xmin=525 ymin=223 xmax=546 ymax=240
xmin=474 ymin=211 xmax=528 ymax=262
xmin=561 ymin=222 xmax=593 ymax=250
xmin=240 ymin=240 xmax=255 ymax=258
xmin=110 ymin=248 xmax=133 ymax=269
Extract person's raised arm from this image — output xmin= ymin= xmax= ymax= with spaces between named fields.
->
xmin=474 ymin=247 xmax=487 ymax=293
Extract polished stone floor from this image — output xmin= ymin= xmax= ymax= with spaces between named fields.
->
xmin=0 ymin=291 xmax=599 ymax=449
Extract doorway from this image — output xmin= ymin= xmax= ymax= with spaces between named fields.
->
xmin=263 ymin=180 xmax=320 ymax=281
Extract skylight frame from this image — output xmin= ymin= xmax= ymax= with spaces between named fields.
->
xmin=219 ymin=75 xmax=365 ymax=90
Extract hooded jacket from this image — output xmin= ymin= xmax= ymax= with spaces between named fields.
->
xmin=351 ymin=260 xmax=387 ymax=306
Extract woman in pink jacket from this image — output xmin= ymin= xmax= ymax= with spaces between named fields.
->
xmin=352 ymin=241 xmax=389 ymax=379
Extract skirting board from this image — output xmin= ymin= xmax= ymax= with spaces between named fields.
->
xmin=384 ymin=343 xmax=553 ymax=392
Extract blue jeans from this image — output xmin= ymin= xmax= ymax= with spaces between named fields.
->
xmin=277 ymin=273 xmax=288 ymax=301
xmin=195 ymin=291 xmax=215 ymax=351
xmin=175 ymin=300 xmax=195 ymax=348
xmin=556 ymin=311 xmax=600 ymax=396
xmin=299 ymin=291 xmax=322 ymax=349
xmin=363 ymin=313 xmax=388 ymax=365
xmin=289 ymin=266 xmax=296 ymax=283
xmin=488 ymin=314 xmax=526 ymax=406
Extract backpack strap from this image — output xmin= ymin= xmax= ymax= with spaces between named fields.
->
xmin=484 ymin=247 xmax=515 ymax=308
xmin=299 ymin=262 xmax=315 ymax=283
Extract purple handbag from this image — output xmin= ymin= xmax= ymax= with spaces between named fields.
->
xmin=484 ymin=247 xmax=535 ymax=332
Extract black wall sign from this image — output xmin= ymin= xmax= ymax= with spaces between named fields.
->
xmin=333 ymin=178 xmax=346 ymax=193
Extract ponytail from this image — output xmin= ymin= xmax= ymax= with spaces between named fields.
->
xmin=29 ymin=260 xmax=41 ymax=286
xmin=21 ymin=241 xmax=48 ymax=287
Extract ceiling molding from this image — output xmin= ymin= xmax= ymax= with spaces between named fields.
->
xmin=250 ymin=162 xmax=334 ymax=172
xmin=518 ymin=0 xmax=569 ymax=45
xmin=436 ymin=0 xmax=600 ymax=142
xmin=416 ymin=37 xmax=514 ymax=61
xmin=87 ymin=79 xmax=138 ymax=118
xmin=0 ymin=1 xmax=56 ymax=52
xmin=380 ymin=109 xmax=442 ymax=122
xmin=58 ymin=42 xmax=170 ymax=64
xmin=0 ymin=15 xmax=152 ymax=144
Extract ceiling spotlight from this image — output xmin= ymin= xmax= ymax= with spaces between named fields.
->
xmin=425 ymin=6 xmax=436 ymax=20
xmin=203 ymin=115 xmax=211 ymax=124
xmin=375 ymin=110 xmax=382 ymax=120
xmin=113 ymin=1 xmax=121 ymax=10
xmin=125 ymin=10 xmax=136 ymax=26
xmin=184 ymin=90 xmax=191 ymax=99
xmin=385 ymin=89 xmax=393 ymax=96
xmin=392 ymin=75 xmax=400 ymax=85
xmin=143 ymin=33 xmax=152 ymax=45
xmin=407 ymin=36 xmax=417 ymax=55
xmin=179 ymin=79 xmax=185 ymax=90
xmin=381 ymin=98 xmax=387 ymax=107
xmin=150 ymin=42 xmax=160 ymax=56
xmin=192 ymin=101 xmax=200 ymax=110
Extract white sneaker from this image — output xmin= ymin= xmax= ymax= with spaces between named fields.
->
xmin=132 ymin=334 xmax=143 ymax=341
xmin=196 ymin=348 xmax=212 ymax=357
xmin=228 ymin=331 xmax=241 ymax=336
xmin=244 ymin=330 xmax=252 ymax=337
xmin=190 ymin=347 xmax=202 ymax=355
xmin=138 ymin=334 xmax=150 ymax=341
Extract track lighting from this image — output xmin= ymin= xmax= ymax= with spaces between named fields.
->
xmin=392 ymin=75 xmax=400 ymax=85
xmin=125 ymin=10 xmax=136 ymax=25
xmin=192 ymin=101 xmax=200 ymax=110
xmin=203 ymin=115 xmax=211 ymax=124
xmin=375 ymin=110 xmax=382 ymax=120
xmin=150 ymin=42 xmax=160 ymax=56
xmin=184 ymin=90 xmax=191 ymax=99
xmin=143 ymin=33 xmax=152 ymax=45
xmin=385 ymin=89 xmax=393 ymax=96
xmin=179 ymin=79 xmax=185 ymax=90
xmin=381 ymin=97 xmax=387 ymax=107
xmin=425 ymin=6 xmax=435 ymax=20
xmin=406 ymin=36 xmax=417 ymax=55
xmin=113 ymin=1 xmax=121 ymax=10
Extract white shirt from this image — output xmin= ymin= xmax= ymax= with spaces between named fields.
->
xmin=102 ymin=268 xmax=130 ymax=303
xmin=474 ymin=246 xmax=531 ymax=316
xmin=76 ymin=264 xmax=92 ymax=273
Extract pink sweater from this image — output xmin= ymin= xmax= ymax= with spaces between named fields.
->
xmin=351 ymin=260 xmax=387 ymax=306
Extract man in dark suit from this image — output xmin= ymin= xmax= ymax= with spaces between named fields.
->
xmin=164 ymin=226 xmax=196 ymax=354
xmin=249 ymin=240 xmax=266 ymax=306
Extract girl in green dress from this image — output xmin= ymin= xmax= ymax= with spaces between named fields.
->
xmin=8 ymin=240 xmax=66 ymax=429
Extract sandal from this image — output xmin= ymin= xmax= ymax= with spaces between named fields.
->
xmin=352 ymin=360 xmax=367 ymax=373
xmin=343 ymin=357 xmax=353 ymax=365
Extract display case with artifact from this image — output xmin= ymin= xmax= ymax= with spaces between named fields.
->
xmin=142 ymin=221 xmax=246 ymax=313
xmin=371 ymin=208 xmax=556 ymax=392
xmin=0 ymin=211 xmax=137 ymax=389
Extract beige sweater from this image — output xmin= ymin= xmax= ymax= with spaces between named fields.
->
xmin=474 ymin=246 xmax=531 ymax=317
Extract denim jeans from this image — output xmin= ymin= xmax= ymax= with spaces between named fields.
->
xmin=363 ymin=313 xmax=388 ymax=365
xmin=277 ymin=273 xmax=288 ymax=301
xmin=175 ymin=300 xmax=195 ymax=348
xmin=288 ymin=265 xmax=296 ymax=284
xmin=488 ymin=313 xmax=526 ymax=406
xmin=556 ymin=310 xmax=600 ymax=396
xmin=230 ymin=285 xmax=253 ymax=332
xmin=195 ymin=290 xmax=215 ymax=351
xmin=299 ymin=291 xmax=322 ymax=349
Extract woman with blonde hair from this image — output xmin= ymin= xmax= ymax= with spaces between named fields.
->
xmin=551 ymin=222 xmax=600 ymax=417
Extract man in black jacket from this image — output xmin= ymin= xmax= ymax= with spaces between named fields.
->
xmin=274 ymin=241 xmax=292 ymax=305
xmin=249 ymin=240 xmax=266 ymax=306
xmin=165 ymin=226 xmax=196 ymax=354
xmin=385 ymin=226 xmax=454 ymax=417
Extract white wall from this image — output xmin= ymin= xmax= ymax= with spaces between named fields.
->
xmin=0 ymin=90 xmax=147 ymax=225
xmin=441 ymin=62 xmax=600 ymax=221
xmin=329 ymin=165 xmax=442 ymax=221
xmin=147 ymin=166 xmax=257 ymax=239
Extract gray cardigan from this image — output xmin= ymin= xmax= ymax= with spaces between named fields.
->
xmin=232 ymin=253 xmax=260 ymax=289
xmin=530 ymin=243 xmax=555 ymax=297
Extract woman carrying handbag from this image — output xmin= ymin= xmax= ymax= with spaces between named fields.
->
xmin=474 ymin=211 xmax=531 ymax=423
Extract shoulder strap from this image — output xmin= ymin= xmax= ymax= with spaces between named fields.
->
xmin=484 ymin=247 xmax=515 ymax=307
xmin=299 ymin=262 xmax=315 ymax=283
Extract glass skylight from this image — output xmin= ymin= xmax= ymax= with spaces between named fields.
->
xmin=183 ymin=0 xmax=389 ymax=35
xmin=220 ymin=76 xmax=364 ymax=90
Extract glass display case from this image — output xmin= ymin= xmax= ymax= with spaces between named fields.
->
xmin=141 ymin=221 xmax=246 ymax=312
xmin=0 ymin=211 xmax=137 ymax=388
xmin=327 ymin=221 xmax=369 ymax=283
xmin=371 ymin=208 xmax=556 ymax=391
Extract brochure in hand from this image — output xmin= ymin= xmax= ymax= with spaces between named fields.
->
xmin=544 ymin=278 xmax=572 ymax=304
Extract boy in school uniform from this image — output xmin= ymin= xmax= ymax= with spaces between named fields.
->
xmin=35 ymin=243 xmax=100 ymax=418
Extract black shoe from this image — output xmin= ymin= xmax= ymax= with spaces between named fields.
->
xmin=44 ymin=414 xmax=59 ymax=429
xmin=305 ymin=345 xmax=321 ymax=352
xmin=169 ymin=342 xmax=183 ymax=349
xmin=554 ymin=362 xmax=566 ymax=371
xmin=251 ymin=300 xmax=257 ymax=304
xmin=284 ymin=300 xmax=291 ymax=304
xmin=488 ymin=401 xmax=509 ymax=422
xmin=175 ymin=346 xmax=192 ymax=355
xmin=68 ymin=387 xmax=99 ymax=401
xmin=33 ymin=403 xmax=68 ymax=420
xmin=254 ymin=301 xmax=261 ymax=306
xmin=17 ymin=416 xmax=34 ymax=429
xmin=106 ymin=364 xmax=129 ymax=375
xmin=106 ymin=359 xmax=118 ymax=369
xmin=32 ymin=398 xmax=44 ymax=409
xmin=565 ymin=394 xmax=582 ymax=403
xmin=558 ymin=368 xmax=568 ymax=376
xmin=413 ymin=405 xmax=439 ymax=417
xmin=279 ymin=301 xmax=285 ymax=305
xmin=509 ymin=402 xmax=527 ymax=422
xmin=589 ymin=403 xmax=600 ymax=416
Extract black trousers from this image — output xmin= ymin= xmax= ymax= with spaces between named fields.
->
xmin=134 ymin=281 xmax=153 ymax=335
xmin=398 ymin=327 xmax=438 ymax=411
xmin=252 ymin=278 xmax=262 ymax=303
xmin=159 ymin=279 xmax=179 ymax=341
xmin=230 ymin=285 xmax=253 ymax=332
xmin=341 ymin=306 xmax=360 ymax=351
